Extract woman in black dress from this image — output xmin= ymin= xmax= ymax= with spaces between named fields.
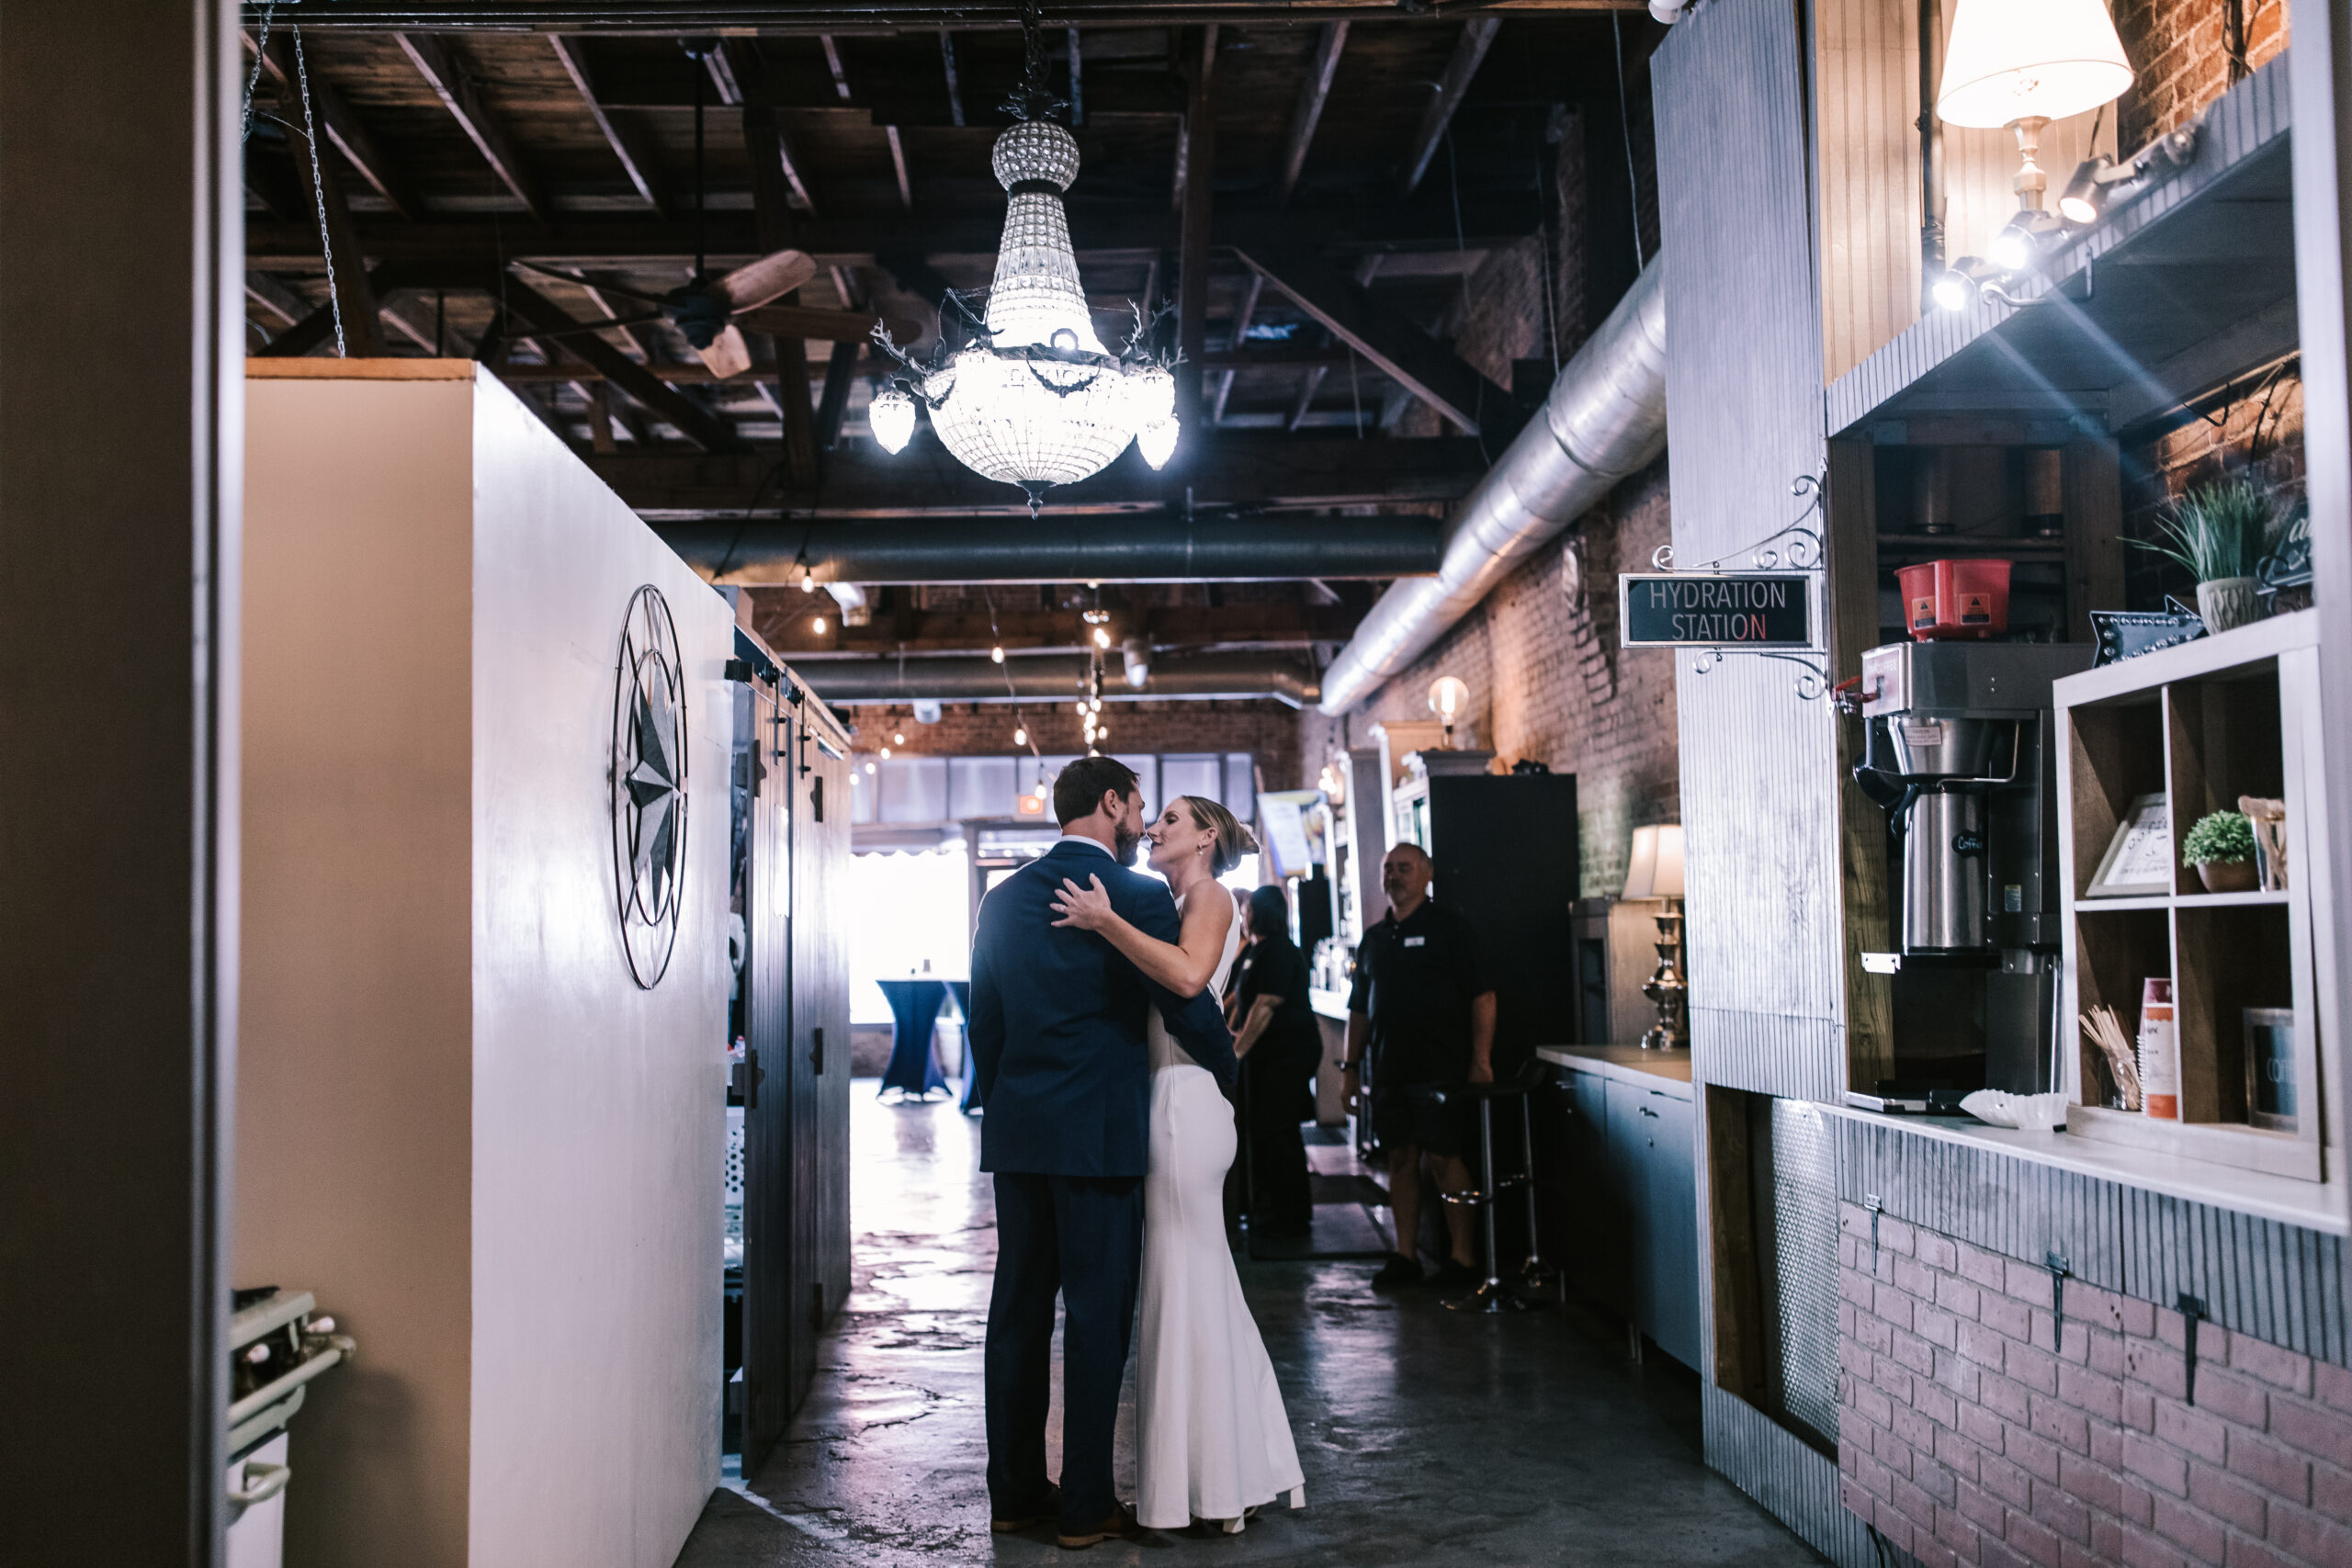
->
xmin=1232 ymin=885 xmax=1321 ymax=1236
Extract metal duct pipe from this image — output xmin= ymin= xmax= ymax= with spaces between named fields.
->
xmin=657 ymin=514 xmax=1444 ymax=585
xmin=797 ymin=651 xmax=1320 ymax=709
xmin=1316 ymin=259 xmax=1668 ymax=714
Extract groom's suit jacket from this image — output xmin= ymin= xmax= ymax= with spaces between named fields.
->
xmin=967 ymin=839 xmax=1238 ymax=1178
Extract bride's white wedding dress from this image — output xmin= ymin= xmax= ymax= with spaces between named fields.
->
xmin=1136 ymin=890 xmax=1306 ymax=1531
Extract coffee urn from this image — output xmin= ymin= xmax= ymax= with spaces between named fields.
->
xmin=1854 ymin=640 xmax=2092 ymax=1093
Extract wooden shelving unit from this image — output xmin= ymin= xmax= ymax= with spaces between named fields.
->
xmin=2055 ymin=611 xmax=2331 ymax=1184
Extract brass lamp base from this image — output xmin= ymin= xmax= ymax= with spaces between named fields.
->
xmin=1640 ymin=901 xmax=1687 ymax=1051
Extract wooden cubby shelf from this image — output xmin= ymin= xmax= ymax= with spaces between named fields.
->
xmin=2053 ymin=611 xmax=2332 ymax=1188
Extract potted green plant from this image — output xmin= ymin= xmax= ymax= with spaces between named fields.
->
xmin=2183 ymin=808 xmax=2259 ymax=893
xmin=2133 ymin=479 xmax=2283 ymax=634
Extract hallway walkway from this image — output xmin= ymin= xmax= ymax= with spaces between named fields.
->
xmin=675 ymin=1089 xmax=1822 ymax=1567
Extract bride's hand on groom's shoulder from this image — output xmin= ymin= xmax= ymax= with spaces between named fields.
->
xmin=1048 ymin=874 xmax=1116 ymax=931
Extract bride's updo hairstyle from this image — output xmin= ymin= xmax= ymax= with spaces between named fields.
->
xmin=1180 ymin=796 xmax=1259 ymax=878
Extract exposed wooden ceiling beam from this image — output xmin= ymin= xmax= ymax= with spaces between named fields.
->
xmin=792 ymin=602 xmax=1360 ymax=655
xmin=1208 ymin=271 xmax=1263 ymax=423
xmin=279 ymin=2 xmax=1640 ymax=28
xmin=246 ymin=194 xmax=1544 ymax=271
xmin=548 ymin=35 xmax=672 ymax=220
xmin=1230 ymin=236 xmax=1505 ymax=436
xmin=247 ymin=29 xmax=423 ymax=221
xmin=738 ymin=48 xmax=820 ymax=482
xmin=282 ymin=138 xmax=385 ymax=356
xmin=587 ymin=434 xmax=1485 ymax=519
xmin=1399 ymin=18 xmax=1501 ymax=197
xmin=245 ymin=271 xmax=309 ymax=329
xmin=395 ymin=32 xmax=549 ymax=221
xmin=474 ymin=339 xmax=1356 ymax=385
xmin=1277 ymin=20 xmax=1348 ymax=208
xmin=887 ymin=127 xmax=914 ymax=209
xmin=499 ymin=278 xmax=741 ymax=451
xmin=1286 ymin=364 xmax=1329 ymax=432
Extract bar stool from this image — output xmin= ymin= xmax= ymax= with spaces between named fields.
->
xmin=1441 ymin=1082 xmax=1551 ymax=1314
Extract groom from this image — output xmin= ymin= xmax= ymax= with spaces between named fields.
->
xmin=967 ymin=756 xmax=1239 ymax=1548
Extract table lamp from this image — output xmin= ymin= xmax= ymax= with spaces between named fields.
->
xmin=1936 ymin=0 xmax=2132 ymax=237
xmin=1623 ymin=823 xmax=1687 ymax=1050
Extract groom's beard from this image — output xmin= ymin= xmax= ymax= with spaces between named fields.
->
xmin=1113 ymin=823 xmax=1142 ymax=866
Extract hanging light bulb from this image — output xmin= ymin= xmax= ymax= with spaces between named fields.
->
xmin=801 ymin=564 xmax=816 ymax=593
xmin=1090 ymin=697 xmax=1102 ymax=714
xmin=893 ymin=728 xmax=907 ymax=747
xmin=1093 ymin=723 xmax=1106 ymax=740
xmin=1136 ymin=418 xmax=1179 ymax=470
xmin=811 ymin=615 xmax=828 ymax=634
xmin=991 ymin=644 xmax=1006 ymax=664
xmin=1074 ymin=700 xmax=1089 ymax=716
xmin=880 ymin=745 xmax=892 ymax=760
xmin=1013 ymin=725 xmax=1028 ymax=746
xmin=868 ymin=385 xmax=917 ymax=454
xmin=1092 ymin=626 xmax=1111 ymax=649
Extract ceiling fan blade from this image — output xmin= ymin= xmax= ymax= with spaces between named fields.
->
xmin=733 ymin=305 xmax=924 ymax=344
xmin=710 ymin=249 xmax=818 ymax=314
xmin=696 ymin=323 xmax=753 ymax=380
xmin=510 ymin=261 xmax=674 ymax=309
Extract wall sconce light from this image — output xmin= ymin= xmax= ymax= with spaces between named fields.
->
xmin=1622 ymin=823 xmax=1688 ymax=1051
xmin=1427 ymin=675 xmax=1470 ymax=748
xmin=1936 ymin=0 xmax=2132 ymax=217
xmin=1931 ymin=255 xmax=1999 ymax=310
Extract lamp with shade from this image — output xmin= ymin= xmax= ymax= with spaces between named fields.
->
xmin=1623 ymin=823 xmax=1688 ymax=1051
xmin=1935 ymin=0 xmax=2132 ymax=259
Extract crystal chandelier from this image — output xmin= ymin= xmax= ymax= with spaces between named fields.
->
xmin=869 ymin=3 xmax=1179 ymax=513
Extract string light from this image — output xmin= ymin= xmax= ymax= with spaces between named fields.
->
xmin=880 ymin=745 xmax=892 ymax=760
xmin=1012 ymin=724 xmax=1028 ymax=746
xmin=1092 ymin=626 xmax=1111 ymax=649
xmin=801 ymin=565 xmax=816 ymax=593
xmin=812 ymin=615 xmax=828 ymax=634
xmin=991 ymin=644 xmax=1005 ymax=663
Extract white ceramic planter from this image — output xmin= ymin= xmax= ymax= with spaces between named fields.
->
xmin=2197 ymin=575 xmax=2261 ymax=633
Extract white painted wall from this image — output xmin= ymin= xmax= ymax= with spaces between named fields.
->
xmin=464 ymin=374 xmax=728 ymax=1566
xmin=237 ymin=363 xmax=727 ymax=1568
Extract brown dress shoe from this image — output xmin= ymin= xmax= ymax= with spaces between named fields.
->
xmin=991 ymin=1483 xmax=1061 ymax=1533
xmin=1056 ymin=1504 xmax=1140 ymax=1549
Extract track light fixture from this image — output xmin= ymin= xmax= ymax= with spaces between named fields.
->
xmin=2057 ymin=128 xmax=2199 ymax=225
xmin=1931 ymin=256 xmax=2001 ymax=312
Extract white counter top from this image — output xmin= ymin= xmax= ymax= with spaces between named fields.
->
xmin=1536 ymin=1044 xmax=1694 ymax=1097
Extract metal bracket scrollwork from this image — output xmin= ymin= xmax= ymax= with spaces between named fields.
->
xmin=1656 ymin=471 xmax=1831 ymax=700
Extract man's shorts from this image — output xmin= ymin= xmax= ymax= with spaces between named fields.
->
xmin=1369 ymin=1080 xmax=1471 ymax=1158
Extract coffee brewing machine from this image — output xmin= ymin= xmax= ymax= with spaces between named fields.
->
xmin=1852 ymin=638 xmax=2092 ymax=1099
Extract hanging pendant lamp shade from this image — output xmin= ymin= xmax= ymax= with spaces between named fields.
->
xmin=1935 ymin=0 xmax=2132 ymax=128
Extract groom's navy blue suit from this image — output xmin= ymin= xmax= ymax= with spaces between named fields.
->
xmin=967 ymin=836 xmax=1238 ymax=1532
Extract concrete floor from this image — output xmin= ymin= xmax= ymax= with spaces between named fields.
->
xmin=674 ymin=1089 xmax=1823 ymax=1568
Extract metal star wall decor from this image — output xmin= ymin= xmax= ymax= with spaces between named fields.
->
xmin=612 ymin=584 xmax=688 ymax=988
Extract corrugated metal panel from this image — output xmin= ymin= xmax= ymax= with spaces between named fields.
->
xmin=1691 ymin=1006 xmax=1845 ymax=1103
xmin=1771 ymin=1100 xmax=1842 ymax=1445
xmin=1702 ymin=1384 xmax=1886 ymax=1567
xmin=1836 ymin=1117 xmax=2349 ymax=1364
xmin=1657 ymin=0 xmax=1846 ymax=1109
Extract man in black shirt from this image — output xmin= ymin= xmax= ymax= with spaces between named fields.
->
xmin=1341 ymin=842 xmax=1495 ymax=1292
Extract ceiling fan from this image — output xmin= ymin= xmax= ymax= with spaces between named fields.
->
xmin=512 ymin=39 xmax=813 ymax=380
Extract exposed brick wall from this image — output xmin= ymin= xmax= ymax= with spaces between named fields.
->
xmin=1298 ymin=455 xmax=1679 ymax=901
xmin=2122 ymin=367 xmax=2306 ymax=612
xmin=2114 ymin=0 xmax=2289 ymax=152
xmin=1838 ymin=1201 xmax=2352 ymax=1568
xmin=833 ymin=697 xmax=1300 ymax=802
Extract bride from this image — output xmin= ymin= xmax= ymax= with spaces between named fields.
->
xmin=1049 ymin=794 xmax=1306 ymax=1534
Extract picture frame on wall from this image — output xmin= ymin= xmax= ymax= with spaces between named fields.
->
xmin=2086 ymin=793 xmax=2173 ymax=898
xmin=2243 ymin=1008 xmax=2298 ymax=1133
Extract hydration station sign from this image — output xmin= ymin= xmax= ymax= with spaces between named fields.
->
xmin=1616 ymin=572 xmax=1816 ymax=649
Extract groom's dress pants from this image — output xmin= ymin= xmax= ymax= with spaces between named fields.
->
xmin=987 ymin=1171 xmax=1145 ymax=1529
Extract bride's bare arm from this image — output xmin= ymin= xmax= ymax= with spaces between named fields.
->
xmin=1049 ymin=874 xmax=1232 ymax=998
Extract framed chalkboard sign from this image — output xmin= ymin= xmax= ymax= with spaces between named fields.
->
xmin=1617 ymin=571 xmax=1817 ymax=649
